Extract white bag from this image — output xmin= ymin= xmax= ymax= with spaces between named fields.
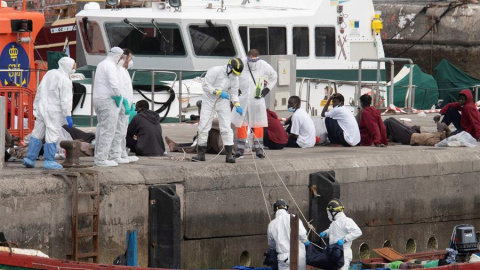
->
xmin=312 ymin=116 xmax=327 ymax=144
xmin=435 ymin=131 xmax=477 ymax=148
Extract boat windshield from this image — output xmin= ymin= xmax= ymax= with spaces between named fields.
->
xmin=188 ymin=25 xmax=236 ymax=57
xmin=105 ymin=22 xmax=186 ymax=56
xmin=78 ymin=19 xmax=106 ymax=54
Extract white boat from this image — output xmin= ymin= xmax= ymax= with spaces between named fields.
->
xmin=73 ymin=0 xmax=387 ymax=124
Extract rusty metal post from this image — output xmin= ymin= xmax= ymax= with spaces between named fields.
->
xmin=0 ymin=97 xmax=5 ymax=170
xmin=290 ymin=214 xmax=299 ymax=270
xmin=60 ymin=140 xmax=82 ymax=167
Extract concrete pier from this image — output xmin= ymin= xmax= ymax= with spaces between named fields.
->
xmin=2 ymin=115 xmax=480 ymax=268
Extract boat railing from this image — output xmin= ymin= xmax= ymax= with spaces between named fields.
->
xmin=297 ymin=77 xmax=388 ymax=115
xmin=1 ymin=96 xmax=5 ymax=170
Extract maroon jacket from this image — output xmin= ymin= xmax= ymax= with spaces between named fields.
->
xmin=359 ymin=106 xmax=388 ymax=146
xmin=266 ymin=109 xmax=288 ymax=144
xmin=440 ymin=89 xmax=480 ymax=139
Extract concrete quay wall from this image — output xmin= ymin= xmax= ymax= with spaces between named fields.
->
xmin=1 ymin=146 xmax=480 ymax=268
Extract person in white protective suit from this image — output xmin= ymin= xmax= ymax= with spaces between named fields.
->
xmin=192 ymin=58 xmax=244 ymax=163
xmin=267 ymin=199 xmax=310 ymax=270
xmin=320 ymin=199 xmax=362 ymax=270
xmin=93 ymin=47 xmax=124 ymax=167
xmin=108 ymin=48 xmax=139 ymax=164
xmin=232 ymin=49 xmax=277 ymax=159
xmin=23 ymin=57 xmax=76 ymax=170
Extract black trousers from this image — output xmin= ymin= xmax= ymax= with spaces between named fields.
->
xmin=325 ymin=117 xmax=350 ymax=146
xmin=383 ymin=117 xmax=415 ymax=145
xmin=263 ymin=128 xmax=286 ymax=150
xmin=285 ymin=124 xmax=300 ymax=148
xmin=442 ymin=107 xmax=463 ymax=136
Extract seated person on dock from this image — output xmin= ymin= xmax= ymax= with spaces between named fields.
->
xmin=284 ymin=96 xmax=316 ymax=148
xmin=127 ymin=100 xmax=166 ymax=156
xmin=358 ymin=94 xmax=388 ymax=147
xmin=384 ymin=117 xmax=448 ymax=146
xmin=264 ymin=109 xmax=288 ymax=150
xmin=433 ymin=90 xmax=480 ymax=141
xmin=321 ymin=93 xmax=360 ymax=147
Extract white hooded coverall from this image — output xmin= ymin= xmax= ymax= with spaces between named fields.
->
xmin=231 ymin=58 xmax=277 ymax=128
xmin=323 ymin=211 xmax=362 ymax=270
xmin=109 ymin=61 xmax=133 ymax=160
xmin=267 ymin=209 xmax=308 ymax=270
xmin=93 ymin=47 xmax=123 ymax=163
xmin=198 ymin=65 xmax=239 ymax=146
xmin=32 ymin=57 xmax=75 ymax=143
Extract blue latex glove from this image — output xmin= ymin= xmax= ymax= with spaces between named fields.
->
xmin=122 ymin=99 xmax=130 ymax=115
xmin=320 ymin=232 xmax=327 ymax=238
xmin=111 ymin=95 xmax=122 ymax=108
xmin=304 ymin=240 xmax=311 ymax=246
xmin=235 ymin=104 xmax=243 ymax=116
xmin=66 ymin=116 xmax=74 ymax=129
xmin=337 ymin=239 xmax=345 ymax=246
xmin=219 ymin=92 xmax=230 ymax=100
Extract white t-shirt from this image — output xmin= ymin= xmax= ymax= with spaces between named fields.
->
xmin=290 ymin=108 xmax=316 ymax=148
xmin=325 ymin=106 xmax=360 ymax=146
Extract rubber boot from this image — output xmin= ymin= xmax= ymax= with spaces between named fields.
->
xmin=192 ymin=146 xmax=206 ymax=162
xmin=225 ymin=145 xmax=235 ymax=163
xmin=42 ymin=143 xmax=63 ymax=170
xmin=22 ymin=137 xmax=43 ymax=168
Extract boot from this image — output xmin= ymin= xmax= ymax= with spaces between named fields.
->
xmin=234 ymin=138 xmax=245 ymax=159
xmin=22 ymin=137 xmax=43 ymax=168
xmin=254 ymin=139 xmax=265 ymax=159
xmin=225 ymin=145 xmax=235 ymax=163
xmin=192 ymin=146 xmax=206 ymax=162
xmin=42 ymin=143 xmax=63 ymax=170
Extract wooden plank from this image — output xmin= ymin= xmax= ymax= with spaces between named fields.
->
xmin=290 ymin=214 xmax=299 ymax=270
xmin=373 ymin=247 xmax=405 ymax=261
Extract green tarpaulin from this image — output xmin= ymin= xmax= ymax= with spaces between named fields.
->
xmin=390 ymin=64 xmax=439 ymax=109
xmin=433 ymin=59 xmax=480 ymax=106
xmin=47 ymin=51 xmax=68 ymax=70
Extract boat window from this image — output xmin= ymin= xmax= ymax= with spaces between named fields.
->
xmin=105 ymin=22 xmax=186 ymax=56
xmin=293 ymin=27 xmax=309 ymax=57
xmin=188 ymin=25 xmax=236 ymax=57
xmin=78 ymin=19 xmax=106 ymax=54
xmin=239 ymin=26 xmax=248 ymax=54
xmin=315 ymin=27 xmax=335 ymax=57
xmin=269 ymin=27 xmax=286 ymax=55
xmin=241 ymin=27 xmax=286 ymax=56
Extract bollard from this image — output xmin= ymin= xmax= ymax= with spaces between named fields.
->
xmin=60 ymin=140 xmax=83 ymax=168
xmin=0 ymin=97 xmax=5 ymax=170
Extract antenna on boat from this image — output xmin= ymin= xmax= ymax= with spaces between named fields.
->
xmin=217 ymin=0 xmax=226 ymax=12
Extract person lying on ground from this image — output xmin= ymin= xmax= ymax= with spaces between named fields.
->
xmin=384 ymin=117 xmax=448 ymax=146
xmin=264 ymin=108 xmax=288 ymax=150
xmin=358 ymin=94 xmax=388 ymax=147
xmin=126 ymin=100 xmax=166 ymax=156
xmin=433 ymin=89 xmax=480 ymax=141
xmin=321 ymin=93 xmax=360 ymax=147
xmin=284 ymin=96 xmax=316 ymax=148
xmin=165 ymin=118 xmax=236 ymax=155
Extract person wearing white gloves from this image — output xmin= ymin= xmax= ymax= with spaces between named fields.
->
xmin=267 ymin=199 xmax=310 ymax=270
xmin=232 ymin=49 xmax=277 ymax=159
xmin=23 ymin=57 xmax=76 ymax=170
xmin=93 ymin=47 xmax=124 ymax=167
xmin=192 ymin=58 xmax=244 ymax=163
xmin=108 ymin=48 xmax=139 ymax=164
xmin=320 ymin=199 xmax=362 ymax=270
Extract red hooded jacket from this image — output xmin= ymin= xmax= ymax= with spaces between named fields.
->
xmin=266 ymin=109 xmax=288 ymax=144
xmin=359 ymin=106 xmax=388 ymax=146
xmin=440 ymin=89 xmax=480 ymax=139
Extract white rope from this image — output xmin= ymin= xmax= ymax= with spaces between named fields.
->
xmin=249 ymin=142 xmax=272 ymax=222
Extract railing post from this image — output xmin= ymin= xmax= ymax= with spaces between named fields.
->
xmin=411 ymin=85 xmax=416 ymax=109
xmin=151 ymin=71 xmax=155 ymax=110
xmin=178 ymin=70 xmax=182 ymax=123
xmin=0 ymin=96 xmax=5 ymax=170
xmin=90 ymin=71 xmax=95 ymax=127
xmin=475 ymin=85 xmax=479 ymax=103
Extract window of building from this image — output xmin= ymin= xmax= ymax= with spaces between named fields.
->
xmin=293 ymin=27 xmax=309 ymax=57
xmin=315 ymin=27 xmax=335 ymax=57
xmin=78 ymin=18 xmax=106 ymax=54
xmin=188 ymin=25 xmax=236 ymax=57
xmin=105 ymin=22 xmax=186 ymax=56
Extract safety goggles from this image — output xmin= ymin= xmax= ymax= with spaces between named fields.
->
xmin=247 ymin=57 xmax=260 ymax=62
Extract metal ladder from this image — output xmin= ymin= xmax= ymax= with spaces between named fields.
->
xmin=54 ymin=170 xmax=100 ymax=262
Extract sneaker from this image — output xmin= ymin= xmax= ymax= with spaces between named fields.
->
xmin=114 ymin=157 xmax=130 ymax=164
xmin=256 ymin=153 xmax=265 ymax=159
xmin=233 ymin=153 xmax=244 ymax=159
xmin=95 ymin=160 xmax=118 ymax=167
xmin=128 ymin=156 xmax=139 ymax=163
